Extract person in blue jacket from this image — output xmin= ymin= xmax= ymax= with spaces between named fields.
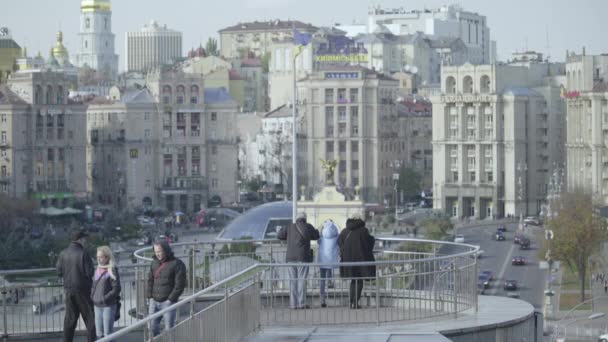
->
xmin=317 ymin=219 xmax=339 ymax=307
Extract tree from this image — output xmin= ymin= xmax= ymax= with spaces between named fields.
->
xmin=419 ymin=214 xmax=453 ymax=241
xmin=205 ymin=38 xmax=218 ymax=57
xmin=547 ymin=190 xmax=607 ymax=302
xmin=0 ymin=194 xmax=38 ymax=269
xmin=398 ymin=167 xmax=422 ymax=201
xmin=260 ymin=52 xmax=271 ymax=73
xmin=259 ymin=128 xmax=292 ymax=199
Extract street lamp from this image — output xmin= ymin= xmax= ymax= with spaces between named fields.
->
xmin=390 ymin=160 xmax=401 ymax=220
xmin=517 ymin=162 xmax=527 ymax=229
xmin=291 ymin=46 xmax=303 ymax=223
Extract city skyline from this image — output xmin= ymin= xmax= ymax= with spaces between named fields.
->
xmin=3 ymin=0 xmax=608 ymax=71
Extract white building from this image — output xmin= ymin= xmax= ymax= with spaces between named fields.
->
xmin=73 ymin=0 xmax=118 ymax=78
xmin=565 ymin=52 xmax=608 ymax=203
xmin=126 ymin=20 xmax=183 ymax=73
xmin=432 ymin=60 xmax=565 ymax=219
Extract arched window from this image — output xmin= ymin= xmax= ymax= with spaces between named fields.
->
xmin=176 ymin=85 xmax=185 ymax=104
xmin=162 ymin=85 xmax=172 ymax=104
xmin=190 ymin=85 xmax=199 ymax=104
xmin=46 ymin=85 xmax=54 ymax=105
xmin=56 ymin=85 xmax=64 ymax=104
xmin=445 ymin=76 xmax=456 ymax=94
xmin=34 ymin=85 xmax=43 ymax=105
xmin=480 ymin=75 xmax=491 ymax=94
xmin=85 ymin=18 xmax=90 ymax=29
xmin=84 ymin=40 xmax=88 ymax=49
xmin=462 ymin=75 xmax=473 ymax=94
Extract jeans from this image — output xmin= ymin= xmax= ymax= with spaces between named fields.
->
xmin=287 ymin=265 xmax=309 ymax=308
xmin=319 ymin=268 xmax=333 ymax=302
xmin=148 ymin=299 xmax=177 ymax=337
xmin=94 ymin=304 xmax=116 ymax=339
xmin=63 ymin=291 xmax=96 ymax=342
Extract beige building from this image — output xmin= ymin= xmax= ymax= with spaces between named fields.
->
xmin=85 ymin=87 xmax=160 ymax=211
xmin=565 ymin=52 xmax=608 ymax=202
xmin=297 ymin=67 xmax=400 ymax=203
xmin=432 ymin=61 xmax=565 ymax=219
xmin=4 ymin=69 xmax=88 ymax=206
xmin=126 ymin=20 xmax=182 ymax=73
xmin=219 ymin=20 xmax=317 ymax=59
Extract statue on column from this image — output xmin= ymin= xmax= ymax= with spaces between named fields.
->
xmin=320 ymin=159 xmax=338 ymax=186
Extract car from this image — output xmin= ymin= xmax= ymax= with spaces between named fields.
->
xmin=481 ymin=270 xmax=494 ymax=281
xmin=495 ymin=232 xmax=506 ymax=241
xmin=496 ymin=225 xmax=507 ymax=233
xmin=523 ymin=216 xmax=540 ymax=226
xmin=506 ymin=291 xmax=520 ymax=298
xmin=600 ymin=333 xmax=608 ymax=342
xmin=512 ymin=256 xmax=527 ymax=265
xmin=478 ymin=274 xmax=490 ymax=289
xmin=519 ymin=238 xmax=531 ymax=250
xmin=454 ymin=234 xmax=465 ymax=243
xmin=513 ymin=234 xmax=523 ymax=244
xmin=504 ymin=279 xmax=518 ymax=291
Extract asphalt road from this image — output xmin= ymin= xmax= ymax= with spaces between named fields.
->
xmin=458 ymin=222 xmax=547 ymax=311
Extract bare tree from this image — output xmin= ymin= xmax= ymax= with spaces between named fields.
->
xmin=259 ymin=128 xmax=292 ymax=199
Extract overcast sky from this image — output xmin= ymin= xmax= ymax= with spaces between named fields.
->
xmin=3 ymin=0 xmax=607 ymax=71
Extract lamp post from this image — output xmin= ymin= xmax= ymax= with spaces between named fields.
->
xmin=517 ymin=162 xmax=527 ymax=230
xmin=292 ymin=47 xmax=303 ymax=223
xmin=390 ymin=160 xmax=401 ymax=221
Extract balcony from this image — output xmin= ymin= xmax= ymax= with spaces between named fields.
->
xmin=159 ymin=176 xmax=208 ymax=191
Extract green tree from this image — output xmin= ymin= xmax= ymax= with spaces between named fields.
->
xmin=260 ymin=52 xmax=271 ymax=73
xmin=547 ymin=190 xmax=607 ymax=302
xmin=205 ymin=38 xmax=218 ymax=56
xmin=419 ymin=215 xmax=453 ymax=241
xmin=0 ymin=194 xmax=38 ymax=269
xmin=398 ymin=167 xmax=422 ymax=201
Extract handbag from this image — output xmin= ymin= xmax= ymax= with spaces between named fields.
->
xmin=114 ymin=296 xmax=121 ymax=321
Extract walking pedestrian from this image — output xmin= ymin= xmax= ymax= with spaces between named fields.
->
xmin=92 ymin=246 xmax=121 ymax=340
xmin=147 ymin=240 xmax=187 ymax=337
xmin=338 ymin=213 xmax=376 ymax=309
xmin=277 ymin=212 xmax=320 ymax=309
xmin=318 ymin=220 xmax=339 ymax=308
xmin=56 ymin=230 xmax=96 ymax=342
xmin=604 ymin=280 xmax=608 ymax=294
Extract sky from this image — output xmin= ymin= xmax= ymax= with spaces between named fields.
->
xmin=2 ymin=0 xmax=608 ymax=71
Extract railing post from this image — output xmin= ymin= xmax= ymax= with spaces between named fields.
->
xmin=224 ymin=285 xmax=228 ymax=342
xmin=375 ymin=272 xmax=380 ymax=325
xmin=453 ymin=267 xmax=459 ymax=318
xmin=2 ymin=289 xmax=8 ymax=342
xmin=269 ymin=265 xmax=274 ymax=308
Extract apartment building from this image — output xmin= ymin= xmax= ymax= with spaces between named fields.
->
xmin=432 ymin=60 xmax=565 ymax=219
xmin=4 ymin=70 xmax=88 ymax=207
xmin=297 ymin=66 xmax=400 ymax=203
xmin=85 ymin=87 xmax=160 ymax=211
xmin=396 ymin=99 xmax=433 ymax=188
xmin=565 ymin=52 xmax=608 ymax=203
xmin=126 ymin=20 xmax=183 ymax=73
xmin=219 ymin=20 xmax=317 ymax=59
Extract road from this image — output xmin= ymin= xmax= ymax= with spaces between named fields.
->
xmin=457 ymin=222 xmax=547 ymax=311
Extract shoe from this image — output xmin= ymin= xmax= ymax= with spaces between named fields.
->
xmin=321 ymin=302 xmax=327 ymax=308
xmin=350 ymin=303 xmax=360 ymax=309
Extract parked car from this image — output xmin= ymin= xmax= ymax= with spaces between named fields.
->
xmin=511 ymin=256 xmax=527 ymax=265
xmin=504 ymin=279 xmax=518 ymax=291
xmin=495 ymin=231 xmax=506 ymax=241
xmin=454 ymin=234 xmax=465 ymax=243
xmin=523 ymin=216 xmax=540 ymax=226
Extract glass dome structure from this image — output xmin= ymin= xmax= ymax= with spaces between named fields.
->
xmin=216 ymin=201 xmax=292 ymax=240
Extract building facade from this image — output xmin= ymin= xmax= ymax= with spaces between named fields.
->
xmin=219 ymin=20 xmax=317 ymax=59
xmin=396 ymin=98 xmax=433 ymax=189
xmin=4 ymin=70 xmax=88 ymax=206
xmin=85 ymin=87 xmax=160 ymax=211
xmin=298 ymin=67 xmax=400 ymax=203
xmin=126 ymin=20 xmax=183 ymax=73
xmin=73 ymin=0 xmax=118 ymax=78
xmin=432 ymin=62 xmax=565 ymax=219
xmin=565 ymin=53 xmax=608 ymax=203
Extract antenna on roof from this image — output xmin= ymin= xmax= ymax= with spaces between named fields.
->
xmin=545 ymin=26 xmax=551 ymax=61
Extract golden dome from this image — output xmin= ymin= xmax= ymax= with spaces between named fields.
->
xmin=81 ymin=0 xmax=111 ymax=12
xmin=52 ymin=31 xmax=69 ymax=63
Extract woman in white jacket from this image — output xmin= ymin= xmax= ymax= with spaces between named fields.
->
xmin=318 ymin=220 xmax=339 ymax=307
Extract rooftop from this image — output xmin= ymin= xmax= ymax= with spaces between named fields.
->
xmin=219 ymin=20 xmax=317 ymax=33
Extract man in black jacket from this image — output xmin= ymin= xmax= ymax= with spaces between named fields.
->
xmin=277 ymin=212 xmax=319 ymax=309
xmin=56 ymin=230 xmax=96 ymax=342
xmin=147 ymin=240 xmax=187 ymax=337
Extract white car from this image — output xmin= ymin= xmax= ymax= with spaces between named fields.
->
xmin=454 ymin=234 xmax=465 ymax=243
xmin=523 ymin=216 xmax=540 ymax=226
xmin=599 ymin=334 xmax=608 ymax=342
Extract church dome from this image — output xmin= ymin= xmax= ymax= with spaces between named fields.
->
xmin=80 ymin=0 xmax=111 ymax=12
xmin=52 ymin=31 xmax=70 ymax=65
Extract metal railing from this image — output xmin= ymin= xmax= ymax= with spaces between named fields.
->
xmin=1 ymin=238 xmax=479 ymax=342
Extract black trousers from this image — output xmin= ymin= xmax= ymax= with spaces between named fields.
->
xmin=349 ymin=279 xmax=363 ymax=307
xmin=64 ymin=291 xmax=96 ymax=342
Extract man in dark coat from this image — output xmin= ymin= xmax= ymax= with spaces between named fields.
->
xmin=338 ymin=213 xmax=375 ymax=309
xmin=277 ymin=212 xmax=320 ymax=309
xmin=147 ymin=240 xmax=187 ymax=337
xmin=56 ymin=230 xmax=96 ymax=342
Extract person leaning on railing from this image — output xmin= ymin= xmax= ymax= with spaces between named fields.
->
xmin=92 ymin=246 xmax=121 ymax=341
xmin=146 ymin=240 xmax=187 ymax=337
xmin=318 ymin=219 xmax=339 ymax=308
xmin=277 ymin=212 xmax=320 ymax=309
xmin=338 ymin=213 xmax=376 ymax=309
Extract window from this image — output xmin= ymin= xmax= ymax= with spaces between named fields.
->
xmin=47 ymin=148 xmax=54 ymax=161
xmin=1 ymin=114 xmax=6 ymax=122
xmin=337 ymin=89 xmax=347 ymax=103
xmin=104 ymin=18 xmax=108 ymax=29
xmin=486 ymin=171 xmax=493 ymax=182
xmin=452 ymin=171 xmax=459 ymax=182
xmin=211 ymin=145 xmax=217 ymax=155
xmin=351 ymin=141 xmax=358 ymax=153
xmin=144 ymin=112 xmax=150 ymax=121
xmin=326 ymin=141 xmax=334 ymax=153
xmin=211 ymin=112 xmax=217 ymax=121
xmin=84 ymin=40 xmax=88 ymax=49
xmin=350 ymin=89 xmax=359 ymax=103
xmin=324 ymin=89 xmax=334 ymax=103
xmin=211 ymin=179 xmax=218 ymax=188
xmin=85 ymin=18 xmax=90 ymax=29
xmin=145 ymin=129 xmax=151 ymax=138
xmin=339 ymin=141 xmax=346 ymax=153
xmin=469 ymin=171 xmax=476 ymax=182
xmin=0 ymin=131 xmax=5 ymax=144
xmin=338 ymin=107 xmax=347 ymax=121
xmin=145 ymin=180 xmax=151 ymax=189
